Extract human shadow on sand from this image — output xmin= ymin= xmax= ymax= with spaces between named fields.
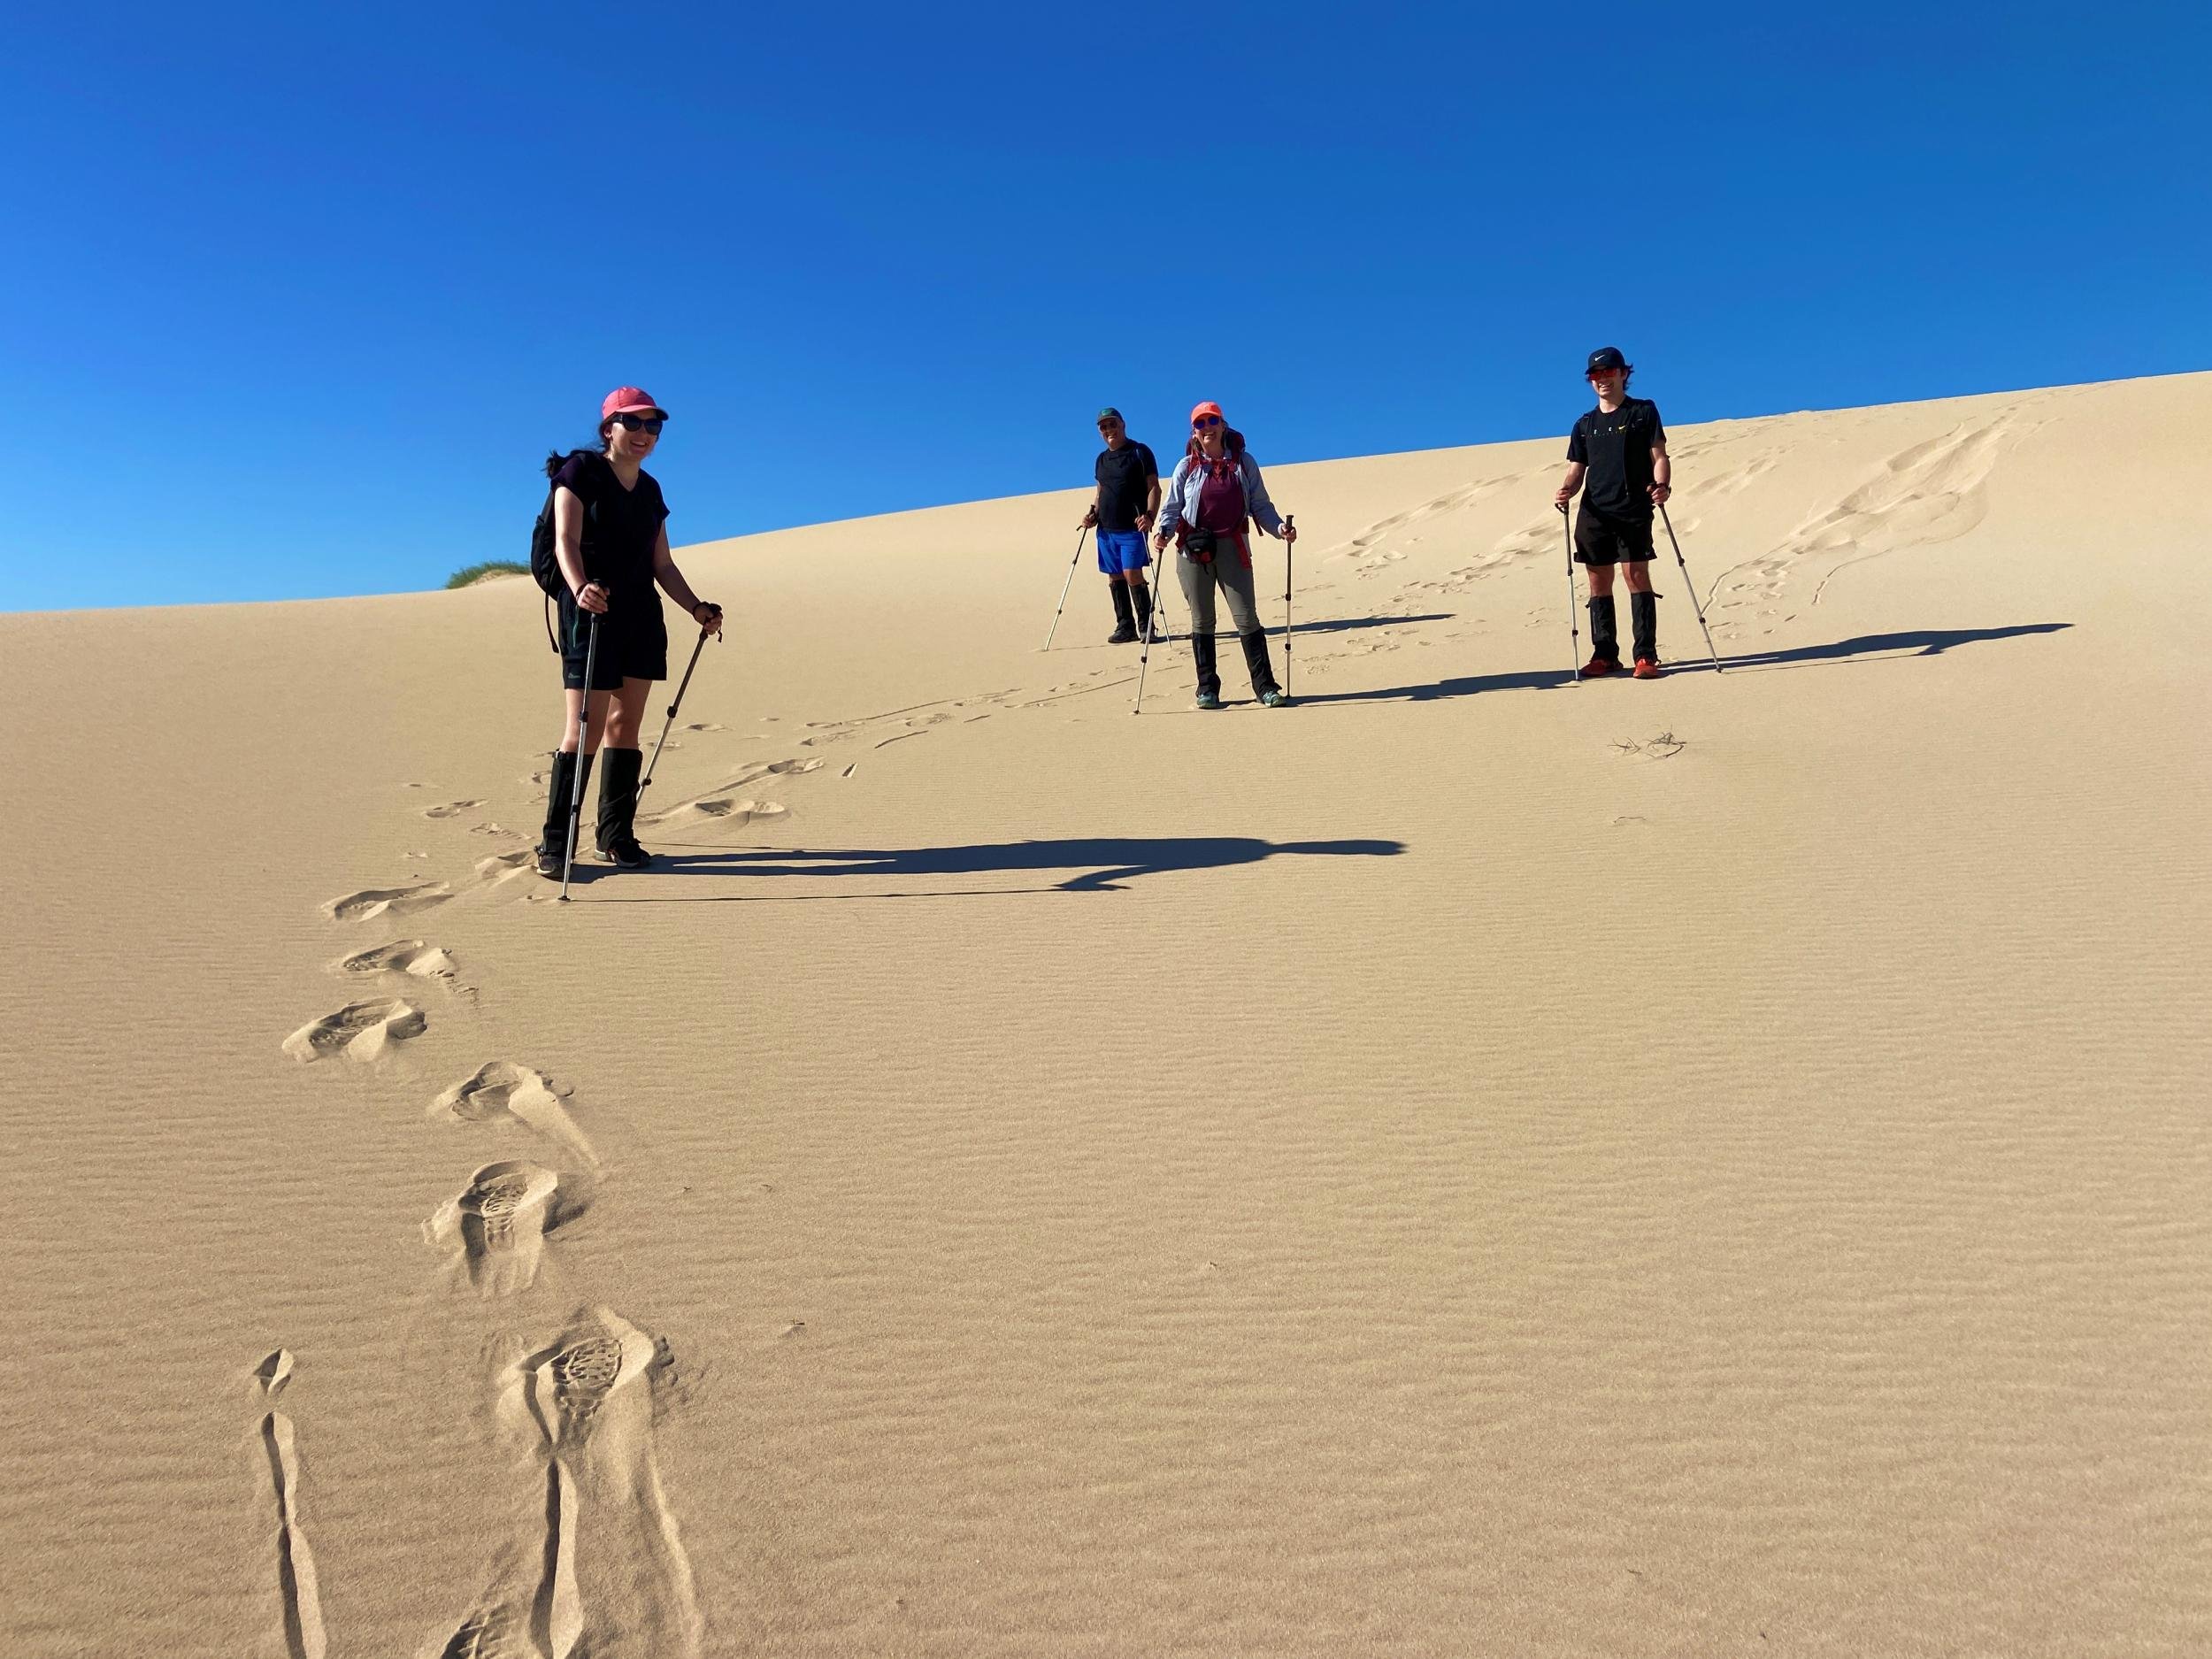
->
xmin=1289 ymin=622 xmax=2072 ymax=708
xmin=585 ymin=835 xmax=1405 ymax=902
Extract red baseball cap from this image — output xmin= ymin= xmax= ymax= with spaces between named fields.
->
xmin=601 ymin=387 xmax=666 ymax=422
xmin=1189 ymin=400 xmax=1225 ymax=426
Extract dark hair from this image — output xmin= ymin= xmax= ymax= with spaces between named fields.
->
xmin=542 ymin=444 xmax=604 ymax=480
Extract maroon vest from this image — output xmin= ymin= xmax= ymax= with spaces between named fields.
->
xmin=1194 ymin=454 xmax=1247 ymax=534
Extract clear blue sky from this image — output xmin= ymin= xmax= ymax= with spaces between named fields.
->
xmin=4 ymin=2 xmax=2204 ymax=611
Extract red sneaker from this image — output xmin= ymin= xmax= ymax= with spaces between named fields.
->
xmin=1580 ymin=656 xmax=1620 ymax=678
xmin=1632 ymin=658 xmax=1661 ymax=680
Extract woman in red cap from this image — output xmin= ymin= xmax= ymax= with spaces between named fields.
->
xmin=534 ymin=388 xmax=723 ymax=876
xmin=1150 ymin=402 xmax=1298 ymax=708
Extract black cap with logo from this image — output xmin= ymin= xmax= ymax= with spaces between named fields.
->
xmin=1586 ymin=345 xmax=1628 ymax=374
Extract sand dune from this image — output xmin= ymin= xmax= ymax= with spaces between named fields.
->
xmin=3 ymin=373 xmax=2208 ymax=1655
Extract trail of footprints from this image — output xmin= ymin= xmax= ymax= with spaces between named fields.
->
xmin=268 ymin=787 xmax=712 ymax=1655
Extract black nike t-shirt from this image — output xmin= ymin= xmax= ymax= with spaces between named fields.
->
xmin=1094 ymin=440 xmax=1160 ymax=533
xmin=1567 ymin=398 xmax=1665 ymax=522
xmin=552 ymin=453 xmax=669 ymax=590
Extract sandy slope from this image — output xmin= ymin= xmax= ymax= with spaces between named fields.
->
xmin=2 ymin=373 xmax=2208 ymax=1657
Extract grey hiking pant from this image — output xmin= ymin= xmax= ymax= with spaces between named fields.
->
xmin=1176 ymin=534 xmax=1264 ymax=637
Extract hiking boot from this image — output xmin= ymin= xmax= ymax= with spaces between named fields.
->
xmin=1106 ymin=623 xmax=1139 ymax=645
xmin=1131 ymin=581 xmax=1154 ymax=641
xmin=536 ymin=749 xmax=592 ymax=879
xmin=1580 ymin=655 xmax=1621 ymax=678
xmin=1238 ymin=630 xmax=1280 ymax=702
xmin=1259 ymin=688 xmax=1288 ymax=708
xmin=595 ymin=748 xmax=649 ymax=866
xmin=1632 ymin=657 xmax=1662 ymax=680
xmin=1191 ymin=631 xmax=1220 ymax=704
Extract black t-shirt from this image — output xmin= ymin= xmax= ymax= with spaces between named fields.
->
xmin=1567 ymin=398 xmax=1665 ymax=522
xmin=552 ymin=453 xmax=669 ymax=589
xmin=1094 ymin=440 xmax=1160 ymax=533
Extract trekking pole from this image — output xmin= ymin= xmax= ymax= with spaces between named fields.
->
xmin=558 ymin=611 xmax=602 ymax=902
xmin=1656 ymin=503 xmax=1724 ymax=673
xmin=1557 ymin=503 xmax=1581 ymax=685
xmin=635 ymin=623 xmax=715 ymax=811
xmin=1133 ymin=539 xmax=1163 ymax=714
xmin=1282 ymin=514 xmax=1294 ymax=699
xmin=1041 ymin=526 xmax=1091 ymax=651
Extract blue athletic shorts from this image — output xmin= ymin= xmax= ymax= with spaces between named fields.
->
xmin=1094 ymin=528 xmax=1151 ymax=574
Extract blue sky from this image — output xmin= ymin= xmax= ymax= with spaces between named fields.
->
xmin=4 ymin=2 xmax=2205 ymax=611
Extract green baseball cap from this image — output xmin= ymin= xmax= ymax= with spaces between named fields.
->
xmin=1095 ymin=407 xmax=1123 ymax=424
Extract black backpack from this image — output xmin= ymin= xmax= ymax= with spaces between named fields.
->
xmin=530 ymin=449 xmax=603 ymax=650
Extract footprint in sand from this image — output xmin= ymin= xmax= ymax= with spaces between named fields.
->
xmin=338 ymin=939 xmax=457 ymax=979
xmin=436 ymin=1311 xmax=699 ymax=1659
xmin=325 ymin=884 xmax=452 ymax=923
xmin=681 ymin=721 xmax=725 ymax=732
xmin=433 ymin=1064 xmax=601 ymax=1170
xmin=422 ymin=800 xmax=485 ymax=819
xmin=684 ymin=798 xmax=787 ymax=825
xmin=527 ymin=1311 xmax=702 ymax=1656
xmin=283 ymin=999 xmax=426 ymax=1063
xmin=427 ymin=1162 xmax=564 ymax=1295
xmin=255 ymin=1348 xmax=296 ymax=1399
xmin=474 ymin=848 xmax=535 ymax=886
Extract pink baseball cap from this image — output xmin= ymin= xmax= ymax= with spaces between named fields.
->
xmin=601 ymin=387 xmax=666 ymax=421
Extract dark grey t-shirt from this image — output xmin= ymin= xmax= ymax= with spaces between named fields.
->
xmin=1094 ymin=441 xmax=1160 ymax=533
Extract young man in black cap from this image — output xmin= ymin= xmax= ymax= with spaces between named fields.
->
xmin=1079 ymin=408 xmax=1161 ymax=643
xmin=1555 ymin=346 xmax=1671 ymax=678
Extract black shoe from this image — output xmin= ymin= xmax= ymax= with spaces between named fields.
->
xmin=1106 ymin=624 xmax=1139 ymax=645
xmin=603 ymin=839 xmax=652 ymax=870
xmin=595 ymin=748 xmax=646 ymax=862
xmin=534 ymin=844 xmax=564 ymax=879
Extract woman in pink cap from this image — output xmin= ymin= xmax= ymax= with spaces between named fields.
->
xmin=534 ymin=388 xmax=723 ymax=876
xmin=1151 ymin=402 xmax=1298 ymax=709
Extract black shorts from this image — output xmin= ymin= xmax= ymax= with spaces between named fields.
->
xmin=557 ymin=590 xmax=668 ymax=690
xmin=1574 ymin=511 xmax=1655 ymax=566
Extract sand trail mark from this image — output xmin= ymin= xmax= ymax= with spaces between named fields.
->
xmin=256 ymin=1348 xmax=296 ymax=1398
xmin=433 ymin=1064 xmax=602 ymax=1170
xmin=428 ymin=1162 xmax=563 ymax=1294
xmin=339 ymin=940 xmax=457 ymax=980
xmin=1328 ymin=475 xmax=1517 ymax=565
xmin=260 ymin=1409 xmax=328 ymax=1659
xmin=648 ymin=757 xmax=823 ymax=821
xmin=283 ymin=999 xmax=426 ymax=1063
xmin=326 ymin=884 xmax=453 ymax=923
xmin=1708 ymin=412 xmax=2026 ymax=626
xmin=423 ymin=800 xmax=485 ymax=819
xmin=679 ymin=797 xmax=787 ymax=826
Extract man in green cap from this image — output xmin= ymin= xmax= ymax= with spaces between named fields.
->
xmin=1079 ymin=408 xmax=1162 ymax=643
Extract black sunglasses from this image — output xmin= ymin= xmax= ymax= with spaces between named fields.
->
xmin=611 ymin=413 xmax=666 ymax=434
xmin=1194 ymin=414 xmax=1224 ymax=429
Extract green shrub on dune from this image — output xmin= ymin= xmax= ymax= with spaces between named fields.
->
xmin=445 ymin=560 xmax=532 ymax=588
